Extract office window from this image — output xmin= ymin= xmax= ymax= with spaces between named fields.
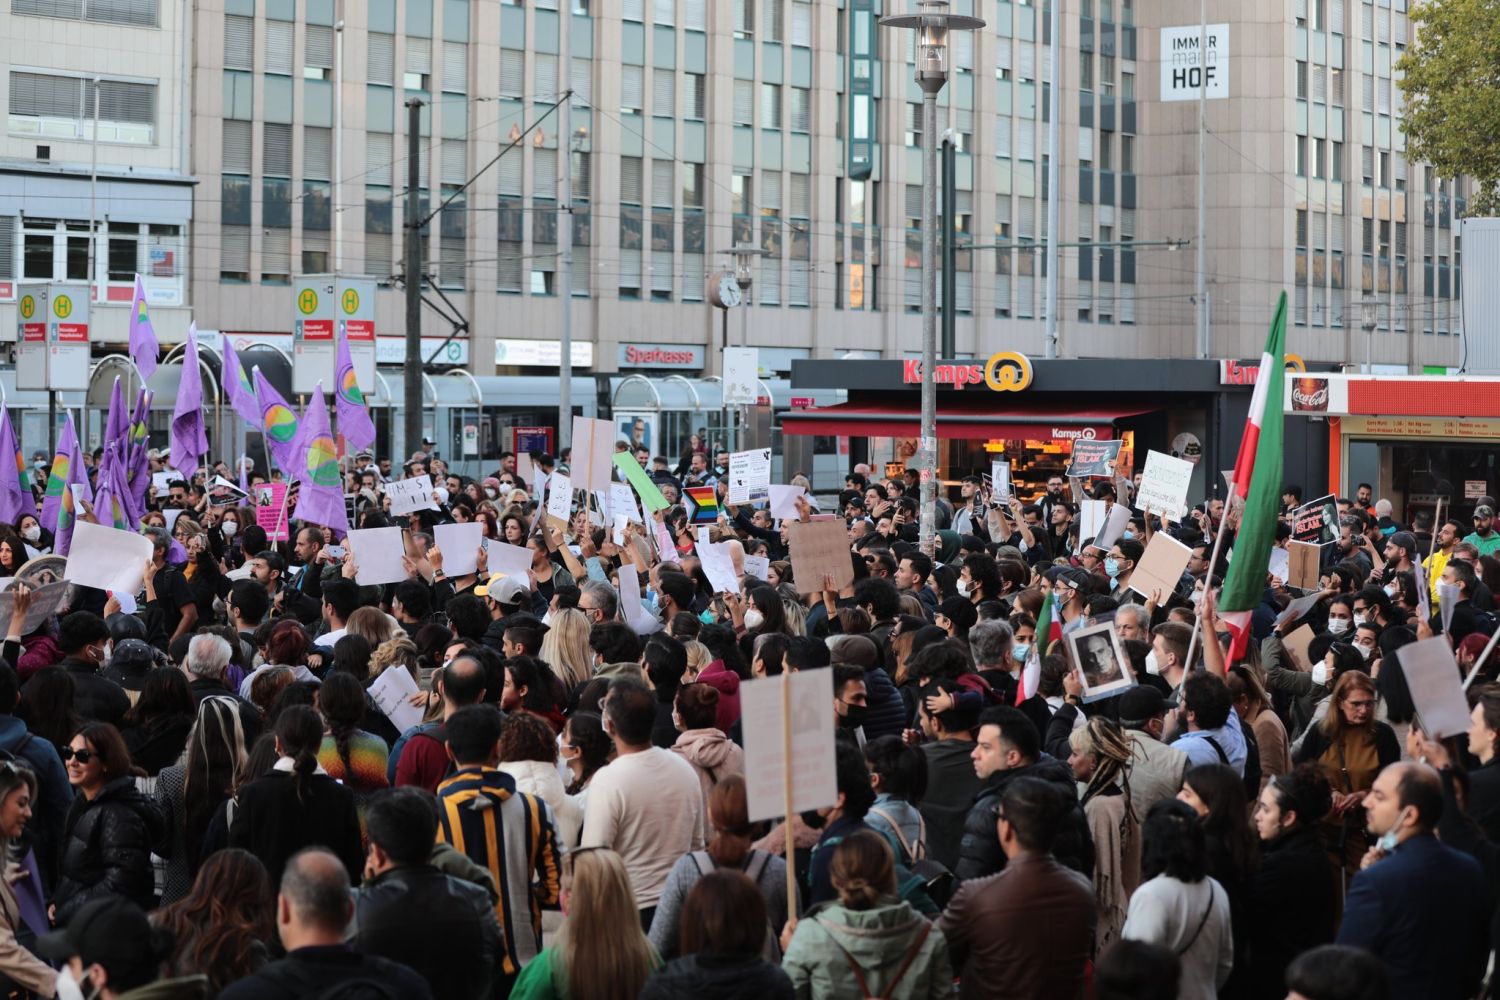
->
xmin=224 ymin=15 xmax=254 ymax=70
xmin=790 ymin=88 xmax=810 ymax=132
xmin=306 ymin=25 xmax=334 ymax=80
xmin=762 ymin=0 xmax=782 ymax=41
xmin=790 ymin=0 xmax=811 ymax=45
xmin=263 ymin=122 xmax=293 ymax=177
xmin=734 ymin=0 xmax=753 ymax=38
xmin=223 ymin=120 xmax=252 ymax=174
xmin=621 ymin=66 xmax=644 ymax=113
xmin=500 ymin=51 xmax=524 ymax=98
xmin=684 ymin=0 xmax=705 ymax=30
xmin=369 ymin=33 xmax=395 ymax=85
xmin=653 ymin=70 xmax=675 ymax=117
xmin=761 ymin=84 xmax=781 ymax=129
xmin=733 ymin=81 xmax=754 ymax=126
xmin=497 ymin=196 xmax=523 ymax=292
xmin=11 ymin=0 xmax=158 ymax=26
xmin=653 ymin=0 xmax=672 ymax=25
xmin=535 ymin=54 xmax=558 ymax=100
xmin=683 ymin=73 xmax=705 ymax=119
xmin=8 ymin=72 xmax=156 ymax=144
xmin=265 ymin=21 xmax=294 ymax=75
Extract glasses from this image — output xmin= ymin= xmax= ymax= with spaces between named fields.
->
xmin=59 ymin=747 xmax=95 ymax=764
xmin=1344 ymin=699 xmax=1376 ymax=710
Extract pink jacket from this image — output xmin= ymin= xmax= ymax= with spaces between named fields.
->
xmin=695 ymin=659 xmax=742 ymax=733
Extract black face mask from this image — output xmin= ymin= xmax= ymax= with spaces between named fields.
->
xmin=838 ymin=702 xmax=868 ymax=730
xmin=799 ymin=809 xmax=828 ymax=830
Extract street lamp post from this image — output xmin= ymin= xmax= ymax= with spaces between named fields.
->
xmin=721 ymin=242 xmax=767 ymax=452
xmin=882 ymin=0 xmax=983 ymax=558
xmin=1361 ymin=294 xmax=1378 ymax=373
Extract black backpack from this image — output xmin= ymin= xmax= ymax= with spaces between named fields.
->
xmin=1205 ymin=719 xmax=1261 ymax=801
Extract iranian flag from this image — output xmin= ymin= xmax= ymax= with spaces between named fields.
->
xmin=1217 ymin=292 xmax=1289 ymax=662
xmin=1017 ymin=590 xmax=1058 ymax=703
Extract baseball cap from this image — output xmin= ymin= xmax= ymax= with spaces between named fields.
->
xmin=1118 ymin=686 xmax=1169 ymax=727
xmin=39 ymin=898 xmax=161 ymax=991
xmin=476 ymin=574 xmax=530 ymax=606
xmin=1055 ymin=567 xmax=1093 ymax=593
xmin=1476 ymin=505 xmax=1496 ymax=519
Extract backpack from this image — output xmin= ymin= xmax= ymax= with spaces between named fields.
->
xmin=691 ymin=850 xmax=781 ymax=961
xmin=817 ymin=918 xmax=933 ymax=1000
xmin=1205 ymin=722 xmax=1261 ymax=802
xmin=867 ymin=805 xmax=955 ymax=909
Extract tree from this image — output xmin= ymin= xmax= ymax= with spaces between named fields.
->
xmin=1396 ymin=0 xmax=1500 ymax=215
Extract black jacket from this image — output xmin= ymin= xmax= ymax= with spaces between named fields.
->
xmin=227 ymin=770 xmax=364 ymax=889
xmin=121 ymin=713 xmax=194 ymax=776
xmin=24 ymin=657 xmax=129 ymax=727
xmin=953 ymin=754 xmax=1095 ymax=884
xmin=353 ymin=865 xmax=502 ymax=1000
xmin=641 ymin=954 xmax=796 ymax=1000
xmin=53 ymin=776 xmax=165 ymax=924
xmin=1245 ymin=826 xmax=1336 ymax=1000
xmin=219 ymin=945 xmax=434 ymax=1000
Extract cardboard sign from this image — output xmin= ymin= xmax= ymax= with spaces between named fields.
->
xmin=1287 ymin=540 xmax=1322 ymax=590
xmin=1065 ymin=439 xmax=1122 ymax=478
xmin=609 ymin=482 xmax=641 ymax=523
xmin=569 ymin=416 xmax=615 ymax=492
xmin=741 ymin=670 xmax=839 ymax=823
xmin=611 ymin=452 xmax=670 ymax=512
xmin=254 ymin=482 xmax=290 ymax=542
xmin=433 ymin=522 xmax=483 ymax=576
xmin=345 ymin=527 xmax=409 ymax=586
xmin=483 ymin=538 xmax=533 ymax=582
xmin=787 ymin=519 xmax=854 ymax=595
xmin=1128 ymin=533 xmax=1192 ymax=602
xmin=1291 ymin=494 xmax=1339 ymax=545
xmin=1135 ymin=450 xmax=1194 ymax=522
xmin=1281 ymin=624 xmax=1317 ymax=671
xmin=63 ymin=523 xmax=153 ymax=594
xmin=727 ymin=448 xmax=772 ymax=505
xmin=1397 ymin=637 xmax=1472 ymax=739
xmin=387 ymin=475 xmax=438 ymax=516
xmin=208 ymin=476 xmax=249 ymax=507
xmin=546 ymin=473 xmax=574 ymax=524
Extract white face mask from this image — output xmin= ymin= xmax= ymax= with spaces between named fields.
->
xmin=21 ymin=525 xmax=39 ymax=543
xmin=55 ymin=967 xmax=95 ymax=1000
xmin=956 ymin=578 xmax=971 ymax=597
xmin=1353 ymin=613 xmax=1367 ymax=627
xmin=1190 ymin=589 xmax=1205 ymax=605
xmin=1311 ymin=661 xmax=1331 ymax=686
xmin=744 ymin=609 xmax=765 ymax=630
xmin=1327 ymin=617 xmax=1350 ymax=635
xmin=1357 ymin=642 xmax=1376 ymax=660
xmin=221 ymin=521 xmax=238 ymax=539
xmin=1144 ymin=650 xmax=1162 ymax=676
xmin=1384 ymin=583 xmax=1400 ymax=599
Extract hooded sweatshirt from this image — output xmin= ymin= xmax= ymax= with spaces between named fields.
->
xmin=782 ymin=899 xmax=952 ymax=1000
xmin=671 ymin=728 xmax=745 ymax=810
xmin=695 ymin=660 xmax=741 ymax=732
xmin=499 ymin=758 xmax=583 ymax=849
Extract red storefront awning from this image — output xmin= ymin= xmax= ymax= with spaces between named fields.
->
xmin=780 ymin=401 xmax=1161 ymax=439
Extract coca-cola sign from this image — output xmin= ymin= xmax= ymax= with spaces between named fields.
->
xmin=1291 ymin=377 xmax=1330 ymax=412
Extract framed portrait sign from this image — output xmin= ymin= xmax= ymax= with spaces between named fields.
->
xmin=1065 ymin=620 xmax=1138 ymax=703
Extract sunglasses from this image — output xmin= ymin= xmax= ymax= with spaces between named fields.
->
xmin=59 ymin=747 xmax=95 ymax=764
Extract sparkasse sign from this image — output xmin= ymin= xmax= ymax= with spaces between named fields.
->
xmin=618 ymin=343 xmax=705 ymax=369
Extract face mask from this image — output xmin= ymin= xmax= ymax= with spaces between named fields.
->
xmin=1357 ymin=643 xmax=1376 ymax=661
xmin=221 ymin=521 xmax=237 ymax=539
xmin=485 ymin=488 xmax=499 ymax=499
xmin=1104 ymin=558 xmax=1122 ymax=579
xmin=1384 ymin=584 xmax=1399 ymax=599
xmin=744 ymin=609 xmax=765 ymax=630
xmin=1353 ymin=613 xmax=1367 ymax=627
xmin=1377 ymin=807 xmax=1412 ymax=852
xmin=1145 ymin=650 xmax=1162 ymax=676
xmin=956 ymin=578 xmax=971 ymax=597
xmin=838 ymin=702 xmax=868 ymax=730
xmin=1012 ymin=643 xmax=1031 ymax=664
xmin=1327 ymin=617 xmax=1350 ymax=635
xmin=1122 ymin=530 xmax=1135 ymax=540
xmin=1311 ymin=662 xmax=1331 ymax=686
xmin=21 ymin=526 xmax=39 ymax=543
xmin=699 ymin=609 xmax=716 ymax=624
xmin=55 ymin=968 xmax=96 ymax=1000
xmin=1190 ymin=589 xmax=1205 ymax=605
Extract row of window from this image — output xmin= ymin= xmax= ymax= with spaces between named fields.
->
xmin=7 ymin=72 xmax=157 ymax=144
xmin=0 ymin=216 xmax=184 ymax=291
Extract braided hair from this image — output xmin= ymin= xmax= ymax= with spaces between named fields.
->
xmin=1070 ymin=715 xmax=1135 ymax=811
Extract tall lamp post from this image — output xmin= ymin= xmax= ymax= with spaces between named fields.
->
xmin=1361 ymin=294 xmax=1378 ymax=372
xmin=882 ymin=1 xmax=984 ymax=557
xmin=721 ymin=242 xmax=767 ymax=452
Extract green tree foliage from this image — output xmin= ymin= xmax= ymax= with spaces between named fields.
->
xmin=1396 ymin=0 xmax=1500 ymax=214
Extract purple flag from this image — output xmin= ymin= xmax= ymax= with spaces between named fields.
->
xmin=170 ymin=324 xmax=209 ymax=479
xmin=222 ymin=336 xmax=260 ymax=426
xmin=126 ymin=390 xmax=151 ymax=520
xmin=91 ymin=444 xmax=132 ymax=531
xmin=238 ymin=455 xmax=250 ymax=494
xmin=290 ymin=384 xmax=349 ymax=536
xmin=104 ymin=377 xmax=127 ymax=451
xmin=0 ymin=410 xmax=28 ymax=526
xmin=40 ymin=415 xmax=80 ymax=534
xmin=334 ymin=330 xmax=376 ymax=453
xmin=129 ymin=275 xmax=159 ymax=381
xmin=253 ymin=368 xmax=300 ymax=475
xmin=51 ymin=417 xmax=91 ymax=557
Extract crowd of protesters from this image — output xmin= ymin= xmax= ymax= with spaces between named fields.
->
xmin=0 ymin=435 xmax=1493 ymax=1000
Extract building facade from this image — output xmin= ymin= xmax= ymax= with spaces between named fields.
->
xmin=0 ymin=0 xmax=1468 ymax=382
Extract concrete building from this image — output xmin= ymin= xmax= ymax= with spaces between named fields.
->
xmin=1 ymin=0 xmax=1467 ymax=390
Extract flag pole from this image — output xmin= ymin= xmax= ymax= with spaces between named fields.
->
xmin=1185 ymin=489 xmax=1238 ymax=672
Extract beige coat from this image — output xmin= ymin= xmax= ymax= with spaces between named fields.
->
xmin=0 ymin=864 xmax=55 ymax=998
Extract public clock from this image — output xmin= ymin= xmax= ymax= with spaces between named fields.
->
xmin=708 ymin=270 xmax=742 ymax=309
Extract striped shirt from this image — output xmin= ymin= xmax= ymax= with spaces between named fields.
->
xmin=435 ymin=766 xmax=562 ymax=976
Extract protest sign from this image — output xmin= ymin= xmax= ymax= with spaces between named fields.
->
xmin=617 ymin=565 xmax=663 ymax=635
xmin=1078 ymin=499 xmax=1108 ymax=544
xmin=611 ymin=453 xmax=670 ymax=512
xmin=1287 ymin=540 xmax=1321 ymax=590
xmin=151 ymin=471 xmax=183 ymax=494
xmin=1281 ymin=624 xmax=1317 ymax=671
xmin=1065 ymin=621 xmax=1138 ymax=703
xmin=208 ymin=476 xmax=249 ymax=508
xmin=1128 ymin=533 xmax=1192 ymax=601
xmin=433 ymin=522 xmax=483 ymax=576
xmin=683 ymin=486 xmax=720 ymax=525
xmin=788 ymin=519 xmax=855 ymax=595
xmin=743 ymin=554 xmax=771 ymax=582
xmin=1092 ymin=503 xmax=1133 ymax=552
xmin=387 ymin=476 xmax=438 ymax=516
xmin=1439 ymin=581 xmax=1459 ymax=635
xmin=1135 ymin=450 xmax=1194 ymax=522
xmin=1065 ymin=439 xmax=1122 ymax=478
xmin=569 ymin=416 xmax=615 ymax=492
xmin=0 ymin=580 xmax=68 ymax=645
xmin=769 ymin=485 xmax=806 ymax=522
xmin=698 ymin=542 xmax=742 ymax=595
xmin=1276 ymin=591 xmax=1325 ymax=629
xmin=483 ymin=538 xmax=533 ymax=582
xmin=1398 ymin=637 xmax=1472 ymax=739
xmin=727 ymin=448 xmax=772 ymax=505
xmin=367 ymin=663 xmax=425 ymax=733
xmin=1291 ymin=495 xmax=1339 ymax=545
xmin=991 ymin=461 xmax=1012 ymax=503
xmin=345 ymin=527 xmax=408 ymax=586
xmin=254 ymin=483 xmax=290 ymax=542
xmin=1268 ymin=545 xmax=1291 ymax=584
xmin=741 ymin=669 xmax=839 ymax=823
xmin=546 ymin=473 xmax=573 ymax=525
xmin=63 ymin=522 xmax=153 ymax=595
xmin=609 ymin=482 xmax=640 ymax=523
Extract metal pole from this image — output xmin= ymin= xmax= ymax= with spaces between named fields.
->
xmin=403 ymin=98 xmax=424 ymax=462
xmin=941 ymin=135 xmax=956 ymax=358
xmin=1195 ymin=6 xmax=1208 ymax=357
xmin=88 ymin=78 xmax=100 ymax=303
xmin=721 ymin=308 xmax=730 ymax=457
xmin=333 ymin=2 xmax=345 ymax=272
xmin=1044 ymin=0 xmax=1061 ymax=359
xmin=919 ymin=89 xmax=939 ymax=557
xmin=557 ymin=3 xmax=573 ymax=454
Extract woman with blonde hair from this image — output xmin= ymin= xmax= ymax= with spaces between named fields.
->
xmin=369 ymin=635 xmax=421 ymax=685
xmin=539 ymin=608 xmax=593 ymax=692
xmin=682 ymin=640 xmax=712 ymax=684
xmin=345 ymin=605 xmax=398 ymax=650
xmin=1294 ymin=669 xmax=1400 ymax=884
xmin=781 ymin=830 xmax=951 ymax=999
xmin=1067 ymin=715 xmax=1141 ymax=951
xmin=511 ymin=847 xmax=660 ymax=1000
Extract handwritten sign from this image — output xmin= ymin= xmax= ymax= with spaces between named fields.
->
xmin=387 ymin=475 xmax=438 ymax=516
xmin=1135 ymin=450 xmax=1194 ymax=521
